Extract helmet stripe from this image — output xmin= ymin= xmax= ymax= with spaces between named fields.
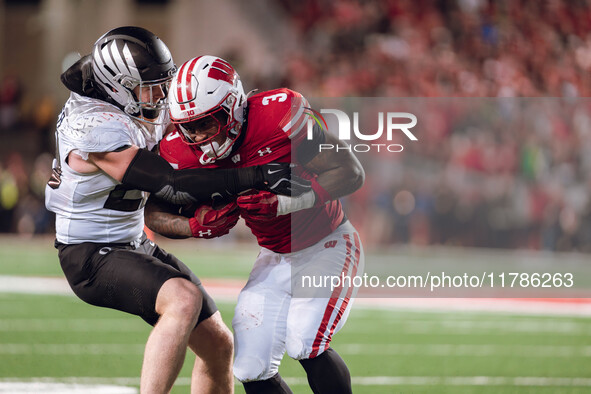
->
xmin=102 ymin=40 xmax=124 ymax=77
xmin=208 ymin=59 xmax=234 ymax=84
xmin=92 ymin=46 xmax=113 ymax=86
xmin=175 ymin=56 xmax=200 ymax=111
xmin=211 ymin=59 xmax=233 ymax=74
xmin=121 ymin=43 xmax=141 ymax=81
xmin=111 ymin=43 xmax=132 ymax=80
xmin=185 ymin=57 xmax=200 ymax=109
xmin=176 ymin=59 xmax=190 ymax=111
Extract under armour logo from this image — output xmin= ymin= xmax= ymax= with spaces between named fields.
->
xmin=324 ymin=240 xmax=338 ymax=248
xmin=199 ymin=229 xmax=212 ymax=237
xmin=232 ymin=154 xmax=241 ymax=163
xmin=258 ymin=147 xmax=272 ymax=156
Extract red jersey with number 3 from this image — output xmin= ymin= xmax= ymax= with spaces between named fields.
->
xmin=159 ymin=88 xmax=344 ymax=253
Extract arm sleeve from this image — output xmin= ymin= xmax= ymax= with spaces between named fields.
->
xmin=295 ymin=120 xmax=326 ymax=164
xmin=122 ymin=148 xmax=264 ymax=205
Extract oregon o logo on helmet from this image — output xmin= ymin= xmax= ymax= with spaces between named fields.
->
xmin=308 ymin=109 xmax=418 ymax=153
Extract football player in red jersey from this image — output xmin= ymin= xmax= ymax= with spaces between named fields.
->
xmin=145 ymin=56 xmax=365 ymax=394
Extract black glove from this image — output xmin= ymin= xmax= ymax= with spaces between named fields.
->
xmin=259 ymin=162 xmax=312 ymax=197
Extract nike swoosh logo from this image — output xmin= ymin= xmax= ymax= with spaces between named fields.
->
xmin=267 ymin=169 xmax=285 ymax=175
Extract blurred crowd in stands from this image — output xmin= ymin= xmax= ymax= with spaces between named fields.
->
xmin=341 ymin=97 xmax=591 ymax=253
xmin=3 ymin=0 xmax=591 ymax=253
xmin=279 ymin=0 xmax=591 ymax=98
xmin=0 ymin=75 xmax=55 ymax=235
xmin=278 ymin=0 xmax=591 ymax=252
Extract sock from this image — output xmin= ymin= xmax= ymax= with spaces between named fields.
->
xmin=242 ymin=372 xmax=293 ymax=394
xmin=299 ymin=348 xmax=352 ymax=394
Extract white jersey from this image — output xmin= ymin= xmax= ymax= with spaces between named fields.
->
xmin=45 ymin=93 xmax=168 ymax=244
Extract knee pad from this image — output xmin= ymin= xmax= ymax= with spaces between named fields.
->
xmin=233 ymin=355 xmax=278 ymax=382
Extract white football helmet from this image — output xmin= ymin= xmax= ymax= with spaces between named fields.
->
xmin=169 ymin=56 xmax=246 ymax=160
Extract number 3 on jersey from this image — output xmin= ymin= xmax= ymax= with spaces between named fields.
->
xmin=262 ymin=93 xmax=288 ymax=106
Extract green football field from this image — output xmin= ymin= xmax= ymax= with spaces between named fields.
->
xmin=1 ymin=236 xmax=591 ymax=393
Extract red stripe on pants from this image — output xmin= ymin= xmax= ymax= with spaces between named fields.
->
xmin=309 ymin=234 xmax=354 ymax=358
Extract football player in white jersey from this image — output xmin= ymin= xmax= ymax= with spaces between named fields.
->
xmin=45 ymin=27 xmax=310 ymax=394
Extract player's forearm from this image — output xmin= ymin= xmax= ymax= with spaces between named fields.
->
xmin=146 ymin=212 xmax=192 ymax=239
xmin=144 ymin=198 xmax=192 ymax=239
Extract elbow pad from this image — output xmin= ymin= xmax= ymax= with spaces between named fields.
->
xmin=122 ymin=149 xmax=264 ymax=205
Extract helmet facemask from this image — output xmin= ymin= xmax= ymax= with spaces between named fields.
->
xmin=175 ymin=92 xmax=242 ymax=160
xmin=117 ymin=74 xmax=174 ymax=124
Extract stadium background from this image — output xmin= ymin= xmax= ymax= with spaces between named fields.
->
xmin=1 ymin=0 xmax=591 ymax=393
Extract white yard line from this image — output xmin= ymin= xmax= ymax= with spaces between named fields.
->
xmin=7 ymin=316 xmax=586 ymax=335
xmin=0 ymin=319 xmax=143 ymax=332
xmin=0 ymin=343 xmax=144 ymax=355
xmin=350 ymin=376 xmax=591 ymax=386
xmin=2 ymin=376 xmax=591 ymax=388
xmin=338 ymin=343 xmax=591 ymax=357
xmin=0 ymin=381 xmax=137 ymax=393
xmin=0 ymin=276 xmax=73 ymax=296
xmin=352 ymin=297 xmax=591 ymax=317
xmin=399 ymin=318 xmax=590 ymax=334
xmin=0 ymin=342 xmax=589 ymax=358
xmin=345 ymin=317 xmax=591 ymax=335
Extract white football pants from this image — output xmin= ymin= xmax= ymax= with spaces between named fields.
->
xmin=232 ymin=220 xmax=365 ymax=382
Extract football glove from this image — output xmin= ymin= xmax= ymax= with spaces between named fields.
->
xmin=189 ymin=202 xmax=240 ymax=239
xmin=237 ymin=191 xmax=279 ymax=218
xmin=260 ymin=163 xmax=312 ymax=197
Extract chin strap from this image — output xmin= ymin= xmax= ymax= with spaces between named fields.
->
xmin=200 ymin=136 xmax=234 ymax=161
xmin=233 ymin=97 xmax=248 ymax=125
xmin=245 ymin=89 xmax=259 ymax=99
xmin=199 ymin=152 xmax=216 ymax=165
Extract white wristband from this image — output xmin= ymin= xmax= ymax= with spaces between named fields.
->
xmin=277 ymin=190 xmax=316 ymax=216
